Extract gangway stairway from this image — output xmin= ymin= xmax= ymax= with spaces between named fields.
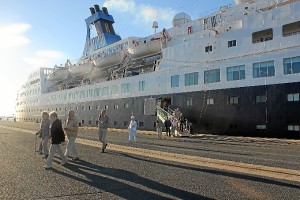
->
xmin=156 ymin=106 xmax=192 ymax=137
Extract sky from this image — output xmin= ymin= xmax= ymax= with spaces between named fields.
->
xmin=0 ymin=0 xmax=234 ymax=116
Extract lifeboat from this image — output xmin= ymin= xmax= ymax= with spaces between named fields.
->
xmin=127 ymin=37 xmax=161 ymax=59
xmin=69 ymin=59 xmax=96 ymax=77
xmin=94 ymin=50 xmax=126 ymax=68
xmin=47 ymin=65 xmax=70 ymax=82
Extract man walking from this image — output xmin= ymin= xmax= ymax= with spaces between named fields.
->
xmin=98 ymin=109 xmax=109 ymax=153
xmin=36 ymin=111 xmax=51 ymax=159
xmin=164 ymin=117 xmax=172 ymax=138
xmin=63 ymin=110 xmax=79 ymax=161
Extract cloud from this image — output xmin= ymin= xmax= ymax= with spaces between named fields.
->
xmin=0 ymin=23 xmax=31 ymax=49
xmin=36 ymin=50 xmax=64 ymax=58
xmin=103 ymin=0 xmax=176 ymax=25
xmin=24 ymin=50 xmax=64 ymax=68
xmin=103 ymin=0 xmax=136 ymax=13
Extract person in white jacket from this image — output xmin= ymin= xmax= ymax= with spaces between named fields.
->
xmin=63 ymin=110 xmax=79 ymax=161
xmin=128 ymin=116 xmax=137 ymax=142
xmin=36 ymin=111 xmax=51 ymax=159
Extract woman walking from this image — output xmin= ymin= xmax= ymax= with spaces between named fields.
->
xmin=44 ymin=111 xmax=67 ymax=169
xmin=128 ymin=116 xmax=137 ymax=142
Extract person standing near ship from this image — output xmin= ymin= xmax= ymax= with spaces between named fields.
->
xmin=45 ymin=111 xmax=67 ymax=169
xmin=164 ymin=117 xmax=172 ymax=138
xmin=63 ymin=110 xmax=79 ymax=161
xmin=156 ymin=117 xmax=163 ymax=139
xmin=98 ymin=109 xmax=109 ymax=153
xmin=36 ymin=111 xmax=51 ymax=159
xmin=128 ymin=116 xmax=137 ymax=142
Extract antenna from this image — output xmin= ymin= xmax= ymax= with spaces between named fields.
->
xmin=152 ymin=21 xmax=158 ymax=34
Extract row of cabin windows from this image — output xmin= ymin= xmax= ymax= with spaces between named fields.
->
xmin=16 ymin=116 xmax=299 ymax=132
xmin=207 ymin=123 xmax=299 ymax=132
xmin=205 ymin=21 xmax=300 ymax=52
xmin=171 ymin=56 xmax=300 ymax=88
xmin=184 ymin=93 xmax=299 ymax=107
xmin=17 ymin=93 xmax=299 ymax=114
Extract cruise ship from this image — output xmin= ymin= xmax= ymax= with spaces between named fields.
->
xmin=16 ymin=0 xmax=300 ymax=138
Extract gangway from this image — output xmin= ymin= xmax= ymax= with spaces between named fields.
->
xmin=156 ymin=106 xmax=192 ymax=137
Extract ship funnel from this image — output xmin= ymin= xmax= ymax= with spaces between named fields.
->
xmin=89 ymin=7 xmax=96 ymax=15
xmin=102 ymin=7 xmax=108 ymax=14
xmin=94 ymin=4 xmax=101 ymax=12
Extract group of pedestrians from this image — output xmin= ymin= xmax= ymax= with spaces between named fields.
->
xmin=36 ymin=110 xmax=79 ymax=169
xmin=36 ymin=109 xmax=138 ymax=169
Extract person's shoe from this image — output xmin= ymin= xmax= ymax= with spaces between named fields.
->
xmin=101 ymin=149 xmax=105 ymax=153
xmin=43 ymin=155 xmax=48 ymax=159
xmin=72 ymin=157 xmax=79 ymax=161
xmin=44 ymin=165 xmax=52 ymax=170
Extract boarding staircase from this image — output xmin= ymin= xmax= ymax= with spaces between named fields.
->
xmin=156 ymin=106 xmax=192 ymax=137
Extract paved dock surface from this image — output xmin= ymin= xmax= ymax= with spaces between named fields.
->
xmin=0 ymin=121 xmax=299 ymax=200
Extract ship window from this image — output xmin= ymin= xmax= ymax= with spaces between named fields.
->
xmin=102 ymin=87 xmax=109 ymax=96
xmin=204 ymin=69 xmax=220 ymax=84
xmin=253 ymin=61 xmax=275 ymax=78
xmin=229 ymin=124 xmax=237 ymax=129
xmin=82 ymin=106 xmax=85 ymax=110
xmin=256 ymin=125 xmax=266 ymax=130
xmin=288 ymin=125 xmax=300 ymax=131
xmin=114 ymin=104 xmax=119 ymax=109
xmin=205 ymin=123 xmax=214 ymax=130
xmin=76 ymin=106 xmax=79 ymax=110
xmin=283 ymin=56 xmax=300 ymax=75
xmin=185 ymin=72 xmax=199 ymax=86
xmin=228 ymin=40 xmax=236 ymax=47
xmin=287 ymin=93 xmax=299 ymax=102
xmin=256 ymin=95 xmax=266 ymax=103
xmin=96 ymin=105 xmax=100 ymax=110
xmin=88 ymin=120 xmax=92 ymax=125
xmin=104 ymin=105 xmax=108 ymax=110
xmin=89 ymin=106 xmax=92 ymax=110
xmin=171 ymin=75 xmax=179 ymax=88
xmin=227 ymin=65 xmax=245 ymax=81
xmin=252 ymin=28 xmax=273 ymax=43
xmin=205 ymin=45 xmax=213 ymax=52
xmin=139 ymin=121 xmax=144 ymax=127
xmin=124 ymin=103 xmax=129 ymax=108
xmin=111 ymin=85 xmax=119 ymax=95
xmin=121 ymin=83 xmax=130 ymax=94
xmin=124 ymin=121 xmax=128 ymax=127
xmin=139 ymin=80 xmax=145 ymax=91
xmin=81 ymin=120 xmax=85 ymax=125
xmin=207 ymin=98 xmax=214 ymax=105
xmin=114 ymin=121 xmax=117 ymax=126
xmin=186 ymin=97 xmax=193 ymax=107
xmin=283 ymin=21 xmax=300 ymax=37
xmin=94 ymin=88 xmax=101 ymax=97
xmin=229 ymin=96 xmax=239 ymax=104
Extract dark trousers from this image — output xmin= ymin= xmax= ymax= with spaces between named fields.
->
xmin=166 ymin=127 xmax=171 ymax=137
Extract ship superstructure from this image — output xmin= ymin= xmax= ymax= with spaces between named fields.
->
xmin=16 ymin=0 xmax=300 ymax=138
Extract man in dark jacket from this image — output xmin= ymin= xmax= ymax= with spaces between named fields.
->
xmin=164 ymin=117 xmax=172 ymax=138
xmin=44 ymin=111 xmax=67 ymax=169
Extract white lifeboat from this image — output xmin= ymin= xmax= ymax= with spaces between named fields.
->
xmin=127 ymin=38 xmax=161 ymax=59
xmin=94 ymin=50 xmax=126 ymax=68
xmin=69 ymin=59 xmax=96 ymax=77
xmin=47 ymin=65 xmax=70 ymax=82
